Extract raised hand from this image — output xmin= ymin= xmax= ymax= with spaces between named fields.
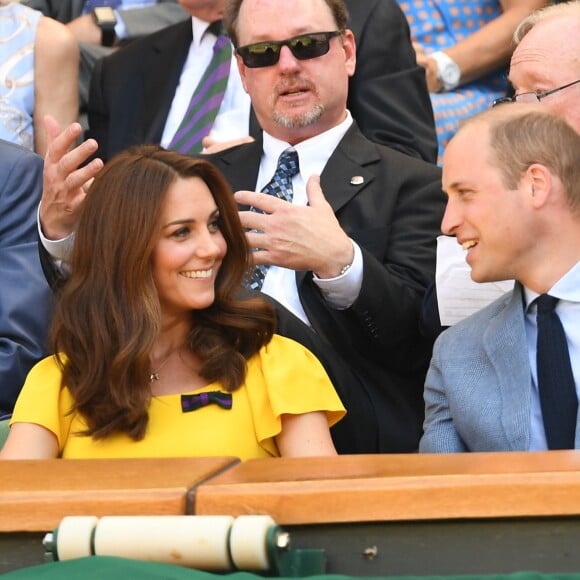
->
xmin=234 ymin=175 xmax=353 ymax=278
xmin=40 ymin=115 xmax=104 ymax=240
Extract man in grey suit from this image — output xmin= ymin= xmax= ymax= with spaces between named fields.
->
xmin=420 ymin=104 xmax=580 ymax=453
xmin=0 ymin=140 xmax=52 ymax=419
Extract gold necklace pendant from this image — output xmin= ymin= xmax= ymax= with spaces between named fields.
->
xmin=149 ymin=345 xmax=184 ymax=383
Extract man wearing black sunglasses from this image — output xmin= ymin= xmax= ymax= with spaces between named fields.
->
xmin=198 ymin=0 xmax=445 ymax=454
xmin=83 ymin=0 xmax=437 ymax=163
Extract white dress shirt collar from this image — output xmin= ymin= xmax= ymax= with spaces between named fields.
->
xmin=259 ymin=111 xmax=353 ymax=189
xmin=191 ymin=16 xmax=213 ymax=47
xmin=523 ymin=259 xmax=580 ymax=451
xmin=523 ymin=260 xmax=580 ymax=310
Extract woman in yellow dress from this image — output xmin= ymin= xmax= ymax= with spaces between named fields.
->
xmin=1 ymin=146 xmax=344 ymax=460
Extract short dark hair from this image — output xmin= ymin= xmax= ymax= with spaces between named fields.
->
xmin=225 ymin=0 xmax=350 ymax=47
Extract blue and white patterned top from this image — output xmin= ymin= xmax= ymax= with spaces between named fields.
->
xmin=0 ymin=2 xmax=41 ymax=151
xmin=398 ymin=0 xmax=508 ymax=163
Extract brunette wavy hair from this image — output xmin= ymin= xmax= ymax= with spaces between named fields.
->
xmin=51 ymin=145 xmax=276 ymax=440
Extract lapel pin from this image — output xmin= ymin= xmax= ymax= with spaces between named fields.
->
xmin=350 ymin=175 xmax=364 ymax=185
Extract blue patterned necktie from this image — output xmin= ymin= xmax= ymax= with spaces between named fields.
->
xmin=247 ymin=149 xmax=299 ymax=291
xmin=536 ymin=294 xmax=578 ymax=449
xmin=168 ymin=22 xmax=232 ymax=155
xmin=181 ymin=391 xmax=232 ymax=413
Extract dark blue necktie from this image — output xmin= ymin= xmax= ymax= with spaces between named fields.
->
xmin=247 ymin=149 xmax=299 ymax=291
xmin=181 ymin=391 xmax=232 ymax=413
xmin=536 ymin=293 xmax=577 ymax=449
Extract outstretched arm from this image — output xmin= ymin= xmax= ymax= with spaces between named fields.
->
xmin=416 ymin=0 xmax=549 ymax=91
xmin=34 ymin=17 xmax=80 ymax=157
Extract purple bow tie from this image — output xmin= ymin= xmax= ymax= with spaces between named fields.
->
xmin=180 ymin=391 xmax=233 ymax=413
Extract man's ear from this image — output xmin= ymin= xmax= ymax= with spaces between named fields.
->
xmin=235 ymin=54 xmax=249 ymax=94
xmin=524 ymin=163 xmax=553 ymax=209
xmin=342 ymin=28 xmax=356 ymax=78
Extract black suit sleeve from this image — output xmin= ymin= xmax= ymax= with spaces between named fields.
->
xmin=86 ymin=55 xmax=113 ymax=161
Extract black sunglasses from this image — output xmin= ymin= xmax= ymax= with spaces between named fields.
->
xmin=236 ymin=31 xmax=342 ymax=68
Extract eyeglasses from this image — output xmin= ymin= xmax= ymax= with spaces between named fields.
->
xmin=493 ymin=78 xmax=580 ymax=107
xmin=236 ymin=31 xmax=342 ymax=68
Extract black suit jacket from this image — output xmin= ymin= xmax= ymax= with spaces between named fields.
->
xmin=204 ymin=124 xmax=445 ymax=453
xmin=87 ymin=19 xmax=193 ymax=160
xmin=346 ymin=0 xmax=437 ymax=162
xmin=87 ymin=0 xmax=437 ymax=162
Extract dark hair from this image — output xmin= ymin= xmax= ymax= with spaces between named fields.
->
xmin=51 ymin=145 xmax=276 ymax=440
xmin=225 ymin=0 xmax=350 ymax=47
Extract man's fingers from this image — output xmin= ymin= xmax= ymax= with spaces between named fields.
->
xmin=234 ymin=190 xmax=284 ymax=213
xmin=45 ymin=121 xmax=85 ymax=162
xmin=305 ymin=175 xmax=325 ymax=206
xmin=247 ymin=246 xmax=271 ymax=265
xmin=238 ymin=209 xmax=270 ymax=232
xmin=202 ymin=135 xmax=255 ymax=154
xmin=82 ymin=177 xmax=96 ymax=194
xmin=43 ymin=114 xmax=62 ymax=143
xmin=57 ymin=139 xmax=100 ymax=175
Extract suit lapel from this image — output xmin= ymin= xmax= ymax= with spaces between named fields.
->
xmin=204 ymin=137 xmax=263 ymax=195
xmin=72 ymin=0 xmax=85 ymax=18
xmin=141 ymin=21 xmax=193 ymax=144
xmin=320 ymin=123 xmax=379 ymax=214
xmin=296 ymin=124 xmax=380 ymax=301
xmin=483 ymin=285 xmax=532 ymax=450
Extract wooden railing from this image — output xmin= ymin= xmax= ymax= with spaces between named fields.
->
xmin=3 ymin=452 xmax=580 ymax=575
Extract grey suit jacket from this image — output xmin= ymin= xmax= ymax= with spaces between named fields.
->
xmin=0 ymin=141 xmax=53 ymax=418
xmin=419 ymin=284 xmax=561 ymax=452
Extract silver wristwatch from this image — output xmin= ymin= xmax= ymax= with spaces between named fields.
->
xmin=430 ymin=51 xmax=461 ymax=92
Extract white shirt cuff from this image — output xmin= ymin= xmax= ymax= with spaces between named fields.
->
xmin=37 ymin=204 xmax=75 ymax=262
xmin=313 ymin=240 xmax=363 ymax=309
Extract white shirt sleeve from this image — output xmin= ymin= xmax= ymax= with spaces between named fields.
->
xmin=37 ymin=204 xmax=74 ymax=263
xmin=312 ymin=240 xmax=363 ymax=310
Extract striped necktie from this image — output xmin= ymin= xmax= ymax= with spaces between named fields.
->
xmin=168 ymin=22 xmax=232 ymax=155
xmin=247 ymin=149 xmax=299 ymax=291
